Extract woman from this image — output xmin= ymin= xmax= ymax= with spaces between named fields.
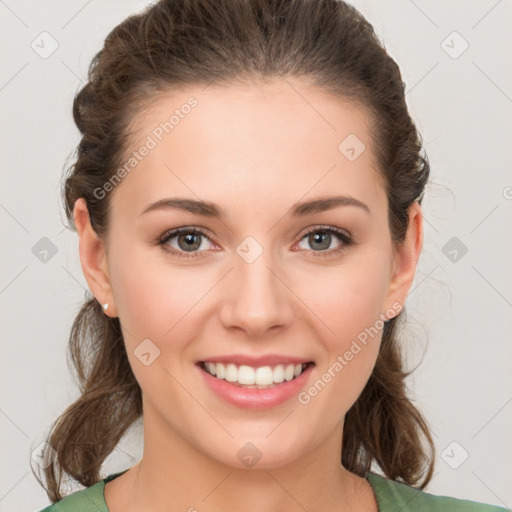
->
xmin=34 ymin=0 xmax=508 ymax=510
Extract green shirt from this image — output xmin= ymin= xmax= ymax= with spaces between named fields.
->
xmin=38 ymin=470 xmax=511 ymax=511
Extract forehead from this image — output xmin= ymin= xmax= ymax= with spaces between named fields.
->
xmin=110 ymin=79 xmax=385 ymax=221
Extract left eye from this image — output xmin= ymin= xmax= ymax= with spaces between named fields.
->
xmin=158 ymin=226 xmax=352 ymax=259
xmin=296 ymin=226 xmax=352 ymax=255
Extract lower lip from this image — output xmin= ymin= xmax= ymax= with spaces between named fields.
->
xmin=197 ymin=363 xmax=315 ymax=410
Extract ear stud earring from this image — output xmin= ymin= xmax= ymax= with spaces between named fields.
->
xmin=102 ymin=303 xmax=109 ymax=311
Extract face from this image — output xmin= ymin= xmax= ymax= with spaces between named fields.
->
xmin=75 ymin=78 xmax=421 ymax=470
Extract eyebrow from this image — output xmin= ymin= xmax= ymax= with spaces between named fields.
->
xmin=139 ymin=195 xmax=371 ymax=218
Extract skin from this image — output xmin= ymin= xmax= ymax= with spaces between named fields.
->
xmin=74 ymin=78 xmax=423 ymax=512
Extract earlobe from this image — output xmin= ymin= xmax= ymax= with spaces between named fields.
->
xmin=73 ymin=198 xmax=117 ymax=317
xmin=383 ymin=202 xmax=424 ymax=316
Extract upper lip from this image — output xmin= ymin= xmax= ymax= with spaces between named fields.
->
xmin=197 ymin=354 xmax=314 ymax=367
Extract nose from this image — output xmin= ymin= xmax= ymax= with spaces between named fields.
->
xmin=219 ymin=246 xmax=294 ymax=338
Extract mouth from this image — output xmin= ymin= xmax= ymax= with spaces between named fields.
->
xmin=197 ymin=360 xmax=315 ymax=389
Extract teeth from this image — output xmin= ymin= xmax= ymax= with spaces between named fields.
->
xmin=203 ymin=361 xmax=308 ymax=387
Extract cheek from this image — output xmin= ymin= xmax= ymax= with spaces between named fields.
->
xmin=108 ymin=241 xmax=213 ymax=348
xmin=309 ymin=253 xmax=391 ymax=341
xmin=297 ymin=284 xmax=386 ymax=426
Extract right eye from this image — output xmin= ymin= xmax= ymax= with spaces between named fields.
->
xmin=158 ymin=227 xmax=216 ymax=258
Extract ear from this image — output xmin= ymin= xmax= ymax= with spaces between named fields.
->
xmin=73 ymin=198 xmax=117 ymax=318
xmin=383 ymin=201 xmax=423 ymax=318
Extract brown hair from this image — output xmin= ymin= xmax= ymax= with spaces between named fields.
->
xmin=33 ymin=0 xmax=434 ymax=503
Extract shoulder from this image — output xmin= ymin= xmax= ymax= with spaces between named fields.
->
xmin=36 ymin=480 xmax=108 ymax=512
xmin=366 ymin=472 xmax=510 ymax=512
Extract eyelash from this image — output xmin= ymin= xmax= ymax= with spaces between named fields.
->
xmin=157 ymin=225 xmax=353 ymax=259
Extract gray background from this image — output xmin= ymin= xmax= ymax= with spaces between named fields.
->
xmin=1 ymin=1 xmax=511 ymax=510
